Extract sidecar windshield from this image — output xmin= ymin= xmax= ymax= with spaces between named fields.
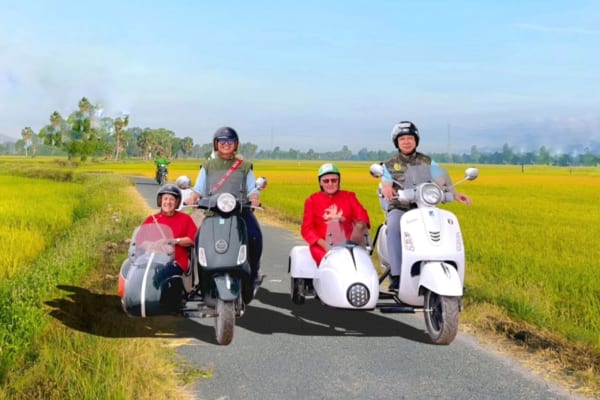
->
xmin=132 ymin=222 xmax=174 ymax=259
xmin=404 ymin=164 xmax=453 ymax=191
xmin=325 ymin=220 xmax=348 ymax=247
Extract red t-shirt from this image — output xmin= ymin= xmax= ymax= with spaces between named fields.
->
xmin=142 ymin=211 xmax=198 ymax=272
xmin=301 ymin=190 xmax=370 ymax=265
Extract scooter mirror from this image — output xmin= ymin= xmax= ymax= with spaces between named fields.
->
xmin=464 ymin=167 xmax=479 ymax=181
xmin=255 ymin=176 xmax=268 ymax=190
xmin=369 ymin=163 xmax=384 ymax=178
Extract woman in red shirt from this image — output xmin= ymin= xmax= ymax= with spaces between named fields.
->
xmin=142 ymin=184 xmax=198 ymax=273
xmin=301 ymin=163 xmax=370 ymax=265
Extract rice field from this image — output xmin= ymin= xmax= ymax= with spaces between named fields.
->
xmin=3 ymin=158 xmax=600 ymax=351
xmin=0 ymin=175 xmax=85 ymax=279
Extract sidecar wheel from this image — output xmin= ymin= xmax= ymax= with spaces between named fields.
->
xmin=214 ymin=299 xmax=235 ymax=345
xmin=423 ymin=290 xmax=459 ymax=345
xmin=291 ymin=278 xmax=305 ymax=305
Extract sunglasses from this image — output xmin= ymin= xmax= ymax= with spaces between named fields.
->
xmin=217 ymin=138 xmax=235 ymax=145
xmin=321 ymin=178 xmax=339 ymax=184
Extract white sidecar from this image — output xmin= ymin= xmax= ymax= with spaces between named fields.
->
xmin=289 ymin=242 xmax=380 ymax=310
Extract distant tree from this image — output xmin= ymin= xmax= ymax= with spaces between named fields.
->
xmin=334 ymin=145 xmax=352 ymax=160
xmin=470 ymin=145 xmax=480 ymax=163
xmin=137 ymin=129 xmax=153 ymax=159
xmin=357 ymin=147 xmax=370 ymax=161
xmin=239 ymin=142 xmax=258 ymax=159
xmin=538 ymin=146 xmax=551 ymax=165
xmin=272 ymin=146 xmax=282 ymax=159
xmin=21 ymin=126 xmax=34 ymax=157
xmin=181 ymin=136 xmax=194 ymax=157
xmin=38 ymin=111 xmax=67 ymax=148
xmin=171 ymin=137 xmax=183 ymax=158
xmin=113 ymin=114 xmax=129 ymax=159
xmin=152 ymin=128 xmax=175 ymax=156
xmin=501 ymin=143 xmax=513 ymax=164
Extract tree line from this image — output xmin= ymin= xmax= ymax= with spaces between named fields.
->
xmin=3 ymin=97 xmax=599 ymax=166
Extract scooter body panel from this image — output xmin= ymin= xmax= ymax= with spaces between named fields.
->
xmin=289 ymin=245 xmax=318 ymax=278
xmin=378 ymin=208 xmax=465 ymax=306
xmin=313 ymin=244 xmax=380 ymax=309
xmin=196 ymin=213 xmax=252 ymax=303
xmin=121 ymin=253 xmax=184 ymax=317
xmin=196 ymin=214 xmax=250 ymax=273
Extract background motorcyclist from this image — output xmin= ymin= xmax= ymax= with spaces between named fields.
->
xmin=187 ymin=126 xmax=264 ymax=287
xmin=142 ymin=184 xmax=198 ymax=274
xmin=301 ymin=163 xmax=370 ymax=265
xmin=154 ymin=151 xmax=170 ymax=182
xmin=380 ymin=121 xmax=472 ymax=291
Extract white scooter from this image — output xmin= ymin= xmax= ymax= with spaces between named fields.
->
xmin=289 ymin=220 xmax=380 ymax=310
xmin=370 ymin=163 xmax=478 ymax=344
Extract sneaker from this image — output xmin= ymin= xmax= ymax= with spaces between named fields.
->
xmin=252 ymin=272 xmax=265 ymax=297
xmin=389 ymin=275 xmax=399 ymax=291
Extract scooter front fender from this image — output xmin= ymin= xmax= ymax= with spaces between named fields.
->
xmin=419 ymin=261 xmax=463 ymax=297
xmin=212 ymin=274 xmax=241 ymax=302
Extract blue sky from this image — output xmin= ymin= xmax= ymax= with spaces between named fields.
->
xmin=1 ymin=0 xmax=599 ymax=154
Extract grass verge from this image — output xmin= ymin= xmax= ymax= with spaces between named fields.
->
xmin=0 ymin=169 xmax=208 ymax=399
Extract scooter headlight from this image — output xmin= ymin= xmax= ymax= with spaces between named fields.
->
xmin=420 ymin=183 xmax=442 ymax=205
xmin=216 ymin=193 xmax=236 ymax=213
xmin=237 ymin=244 xmax=247 ymax=264
xmin=346 ymin=283 xmax=370 ymax=307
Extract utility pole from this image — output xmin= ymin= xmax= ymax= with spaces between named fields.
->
xmin=447 ymin=123 xmax=452 ymax=163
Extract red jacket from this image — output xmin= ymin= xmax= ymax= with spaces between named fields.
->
xmin=301 ymin=190 xmax=370 ymax=265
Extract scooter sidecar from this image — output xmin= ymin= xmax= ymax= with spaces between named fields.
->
xmin=289 ymin=243 xmax=380 ymax=310
xmin=118 ymin=224 xmax=187 ymax=317
xmin=120 ymin=255 xmax=185 ymax=317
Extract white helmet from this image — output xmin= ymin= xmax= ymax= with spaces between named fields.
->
xmin=175 ymin=175 xmax=192 ymax=189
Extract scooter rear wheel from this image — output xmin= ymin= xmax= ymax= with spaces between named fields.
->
xmin=423 ymin=289 xmax=459 ymax=345
xmin=291 ymin=278 xmax=305 ymax=305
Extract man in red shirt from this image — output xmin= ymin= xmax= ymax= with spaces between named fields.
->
xmin=301 ymin=163 xmax=370 ymax=265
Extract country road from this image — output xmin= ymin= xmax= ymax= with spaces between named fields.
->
xmin=133 ymin=178 xmax=586 ymax=400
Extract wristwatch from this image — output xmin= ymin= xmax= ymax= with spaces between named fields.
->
xmin=175 ymin=238 xmax=181 ymax=245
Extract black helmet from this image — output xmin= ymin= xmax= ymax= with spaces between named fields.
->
xmin=156 ymin=184 xmax=182 ymax=208
xmin=391 ymin=121 xmax=420 ymax=148
xmin=213 ymin=126 xmax=239 ymax=151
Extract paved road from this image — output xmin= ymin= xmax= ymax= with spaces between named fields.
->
xmin=135 ymin=178 xmax=585 ymax=400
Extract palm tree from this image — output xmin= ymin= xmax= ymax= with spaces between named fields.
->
xmin=137 ymin=129 xmax=153 ymax=160
xmin=21 ymin=126 xmax=34 ymax=157
xmin=182 ymin=136 xmax=194 ymax=157
xmin=113 ymin=114 xmax=129 ymax=159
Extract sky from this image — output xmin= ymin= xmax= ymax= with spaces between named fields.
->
xmin=1 ymin=0 xmax=599 ymax=154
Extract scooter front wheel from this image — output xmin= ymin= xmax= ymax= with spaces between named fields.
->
xmin=214 ymin=299 xmax=235 ymax=345
xmin=423 ymin=289 xmax=459 ymax=345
